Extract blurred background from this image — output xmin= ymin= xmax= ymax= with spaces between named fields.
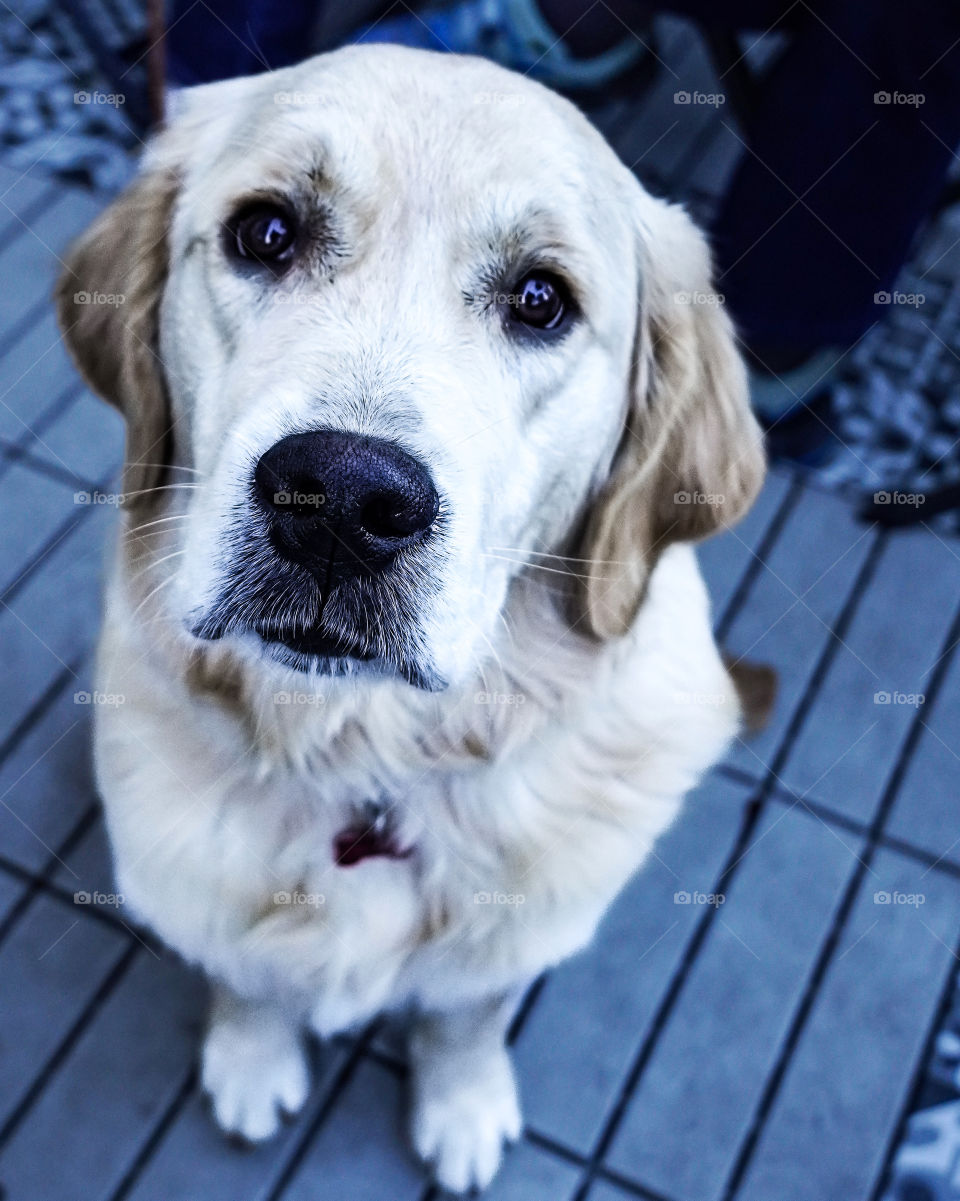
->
xmin=0 ymin=3 xmax=959 ymax=1200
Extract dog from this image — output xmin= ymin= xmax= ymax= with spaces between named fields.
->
xmin=56 ymin=44 xmax=764 ymax=1193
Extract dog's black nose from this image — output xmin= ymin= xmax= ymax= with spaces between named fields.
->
xmin=253 ymin=430 xmax=440 ymax=580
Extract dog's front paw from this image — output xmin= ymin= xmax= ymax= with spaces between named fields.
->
xmin=410 ymin=1047 xmax=522 ymax=1194
xmin=201 ymin=996 xmax=310 ymax=1143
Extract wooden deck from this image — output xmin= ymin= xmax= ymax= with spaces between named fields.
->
xmin=0 ymin=21 xmax=958 ymax=1201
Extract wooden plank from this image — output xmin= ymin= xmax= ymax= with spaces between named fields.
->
xmin=606 ymin=804 xmax=857 ymax=1201
xmin=0 ymin=501 xmax=118 ymax=747
xmin=698 ymin=467 xmax=793 ymax=629
xmin=0 ymin=892 xmax=127 ymax=1131
xmin=0 ymin=164 xmax=59 ymax=235
xmin=887 ymin=642 xmax=960 ymax=863
xmin=0 ymin=188 xmax=104 ymax=341
xmin=778 ymin=529 xmax=960 ymax=823
xmin=0 ymin=951 xmax=205 ymax=1201
xmin=586 ymin=1182 xmax=638 ymax=1201
xmin=0 ymin=866 xmax=28 ymax=928
xmin=280 ymin=1057 xmax=425 ymax=1201
xmin=124 ymin=1044 xmax=349 ymax=1201
xmin=52 ymin=819 xmax=117 ymax=909
xmin=0 ymin=668 xmax=97 ymax=876
xmin=720 ymin=488 xmax=876 ymax=778
xmin=0 ymin=462 xmax=83 ymax=595
xmin=736 ymin=848 xmax=960 ymax=1201
xmin=26 ymin=389 xmax=124 ymax=485
xmin=0 ymin=308 xmax=81 ymax=446
xmin=484 ymin=1139 xmax=582 ymax=1201
xmin=512 ymin=774 xmax=751 ymax=1155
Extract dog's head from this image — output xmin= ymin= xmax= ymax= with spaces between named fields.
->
xmin=56 ymin=46 xmax=763 ymax=691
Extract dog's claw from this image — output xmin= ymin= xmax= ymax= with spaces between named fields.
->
xmin=411 ymin=1049 xmax=521 ymax=1194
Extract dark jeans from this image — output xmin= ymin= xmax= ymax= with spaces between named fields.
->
xmin=168 ymin=0 xmax=960 ymax=354
xmin=664 ymin=0 xmax=960 ymax=355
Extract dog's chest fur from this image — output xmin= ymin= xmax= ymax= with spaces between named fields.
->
xmin=94 ymin=545 xmax=738 ymax=1031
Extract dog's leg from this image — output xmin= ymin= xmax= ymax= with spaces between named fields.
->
xmin=408 ymin=990 xmax=523 ymax=1194
xmin=201 ymin=985 xmax=310 ymax=1143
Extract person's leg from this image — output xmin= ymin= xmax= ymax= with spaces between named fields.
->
xmin=546 ymin=0 xmax=960 ymax=365
xmin=704 ymin=0 xmax=960 ymax=367
xmin=167 ymin=0 xmax=320 ymax=85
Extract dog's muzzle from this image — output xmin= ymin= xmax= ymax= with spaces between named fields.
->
xmin=190 ymin=429 xmax=445 ymax=686
xmin=253 ymin=430 xmax=440 ymax=582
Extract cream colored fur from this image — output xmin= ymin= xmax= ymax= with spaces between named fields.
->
xmin=56 ymin=46 xmax=764 ymax=1193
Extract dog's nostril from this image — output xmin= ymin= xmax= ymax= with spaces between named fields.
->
xmin=360 ymin=492 xmax=438 ymax=540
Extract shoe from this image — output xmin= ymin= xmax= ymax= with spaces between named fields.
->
xmin=355 ymin=0 xmax=647 ymax=91
xmin=747 ymin=345 xmax=845 ymax=424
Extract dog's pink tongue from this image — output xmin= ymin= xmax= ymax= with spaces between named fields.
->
xmin=333 ymin=825 xmax=411 ymax=867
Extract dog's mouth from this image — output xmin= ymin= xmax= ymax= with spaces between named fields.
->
xmin=256 ymin=624 xmax=375 ymax=662
xmin=190 ymin=611 xmax=443 ymax=690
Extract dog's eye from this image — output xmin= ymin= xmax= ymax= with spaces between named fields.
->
xmin=510 ymin=274 xmax=568 ymax=330
xmin=227 ymin=203 xmax=297 ymax=265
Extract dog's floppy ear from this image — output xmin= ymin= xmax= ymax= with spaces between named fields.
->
xmin=55 ymin=165 xmax=179 ymax=507
xmin=578 ymin=199 xmax=765 ymax=638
